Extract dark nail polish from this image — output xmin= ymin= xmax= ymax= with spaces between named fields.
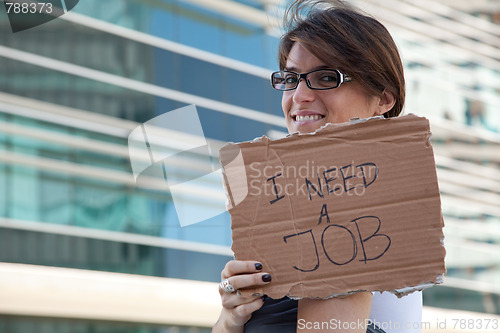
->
xmin=255 ymin=263 xmax=263 ymax=270
xmin=262 ymin=274 xmax=272 ymax=282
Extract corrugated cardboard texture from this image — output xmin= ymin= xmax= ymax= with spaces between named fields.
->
xmin=220 ymin=115 xmax=446 ymax=299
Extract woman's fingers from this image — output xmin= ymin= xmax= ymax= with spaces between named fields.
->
xmin=221 ymin=260 xmax=263 ymax=279
xmin=215 ymin=260 xmax=270 ymax=331
xmin=220 ymin=272 xmax=272 ymax=294
xmin=219 ymin=272 xmax=272 ymax=309
xmin=221 ymin=289 xmax=262 ymax=309
xmin=220 ymin=260 xmax=270 ymax=297
xmin=229 ymin=296 xmax=265 ymax=326
xmin=217 ymin=296 xmax=265 ymax=330
xmin=218 ymin=260 xmax=272 ymax=310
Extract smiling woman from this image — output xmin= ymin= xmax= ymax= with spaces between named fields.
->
xmin=277 ymin=0 xmax=405 ymax=119
xmin=279 ymin=42 xmax=396 ymax=134
xmin=212 ymin=1 xmax=415 ymax=333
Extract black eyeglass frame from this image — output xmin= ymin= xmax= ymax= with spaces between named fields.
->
xmin=270 ymin=68 xmax=352 ymax=91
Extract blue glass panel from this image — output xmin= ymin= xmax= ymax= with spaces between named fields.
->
xmin=223 ymin=18 xmax=265 ymax=68
xmin=69 ymin=0 xmax=279 ymax=68
xmin=10 ymin=166 xmax=40 ymax=221
xmin=176 ymin=4 xmax=223 ymax=54
xmin=162 ymin=205 xmax=232 ymax=247
xmin=0 ymin=227 xmax=232 ymax=282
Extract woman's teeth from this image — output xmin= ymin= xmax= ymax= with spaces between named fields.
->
xmin=295 ymin=115 xmax=323 ymax=122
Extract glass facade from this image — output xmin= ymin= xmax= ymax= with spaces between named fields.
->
xmin=0 ymin=0 xmax=499 ymax=331
xmin=0 ymin=1 xmax=285 ymax=330
xmin=0 ymin=316 xmax=211 ymax=333
xmin=73 ymin=0 xmax=278 ymax=70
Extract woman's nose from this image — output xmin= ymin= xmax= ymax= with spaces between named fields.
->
xmin=292 ymin=78 xmax=316 ymax=104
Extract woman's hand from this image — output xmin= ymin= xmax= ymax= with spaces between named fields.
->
xmin=212 ymin=260 xmax=272 ymax=333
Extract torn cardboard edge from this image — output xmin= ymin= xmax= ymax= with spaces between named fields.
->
xmin=242 ymin=274 xmax=445 ymax=300
xmin=220 ymin=114 xmax=446 ymax=300
xmin=221 ymin=115 xmax=387 ymax=150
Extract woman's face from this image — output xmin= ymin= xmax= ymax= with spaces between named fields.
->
xmin=282 ymin=43 xmax=386 ymax=134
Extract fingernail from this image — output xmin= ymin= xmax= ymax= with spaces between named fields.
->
xmin=255 ymin=263 xmax=263 ymax=270
xmin=262 ymin=274 xmax=272 ymax=282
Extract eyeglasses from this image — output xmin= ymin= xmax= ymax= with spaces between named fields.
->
xmin=270 ymin=69 xmax=352 ymax=91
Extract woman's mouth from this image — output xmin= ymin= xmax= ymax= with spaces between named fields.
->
xmin=293 ymin=114 xmax=325 ymax=122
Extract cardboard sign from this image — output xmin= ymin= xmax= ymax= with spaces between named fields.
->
xmin=219 ymin=114 xmax=446 ymax=299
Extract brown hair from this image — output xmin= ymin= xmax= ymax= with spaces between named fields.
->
xmin=279 ymin=0 xmax=405 ymax=118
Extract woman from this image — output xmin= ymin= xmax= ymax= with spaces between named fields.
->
xmin=213 ymin=1 xmax=421 ymax=332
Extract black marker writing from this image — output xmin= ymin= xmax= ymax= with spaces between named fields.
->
xmin=283 ymin=214 xmax=391 ymax=272
xmin=283 ymin=230 xmax=319 ymax=272
xmin=305 ymin=174 xmax=324 ymax=200
xmin=267 ymin=173 xmax=285 ymax=204
xmin=321 ymin=224 xmax=358 ymax=265
xmin=318 ymin=203 xmax=330 ymax=225
xmin=351 ymin=216 xmax=391 ymax=263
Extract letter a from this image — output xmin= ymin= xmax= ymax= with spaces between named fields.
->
xmin=318 ymin=203 xmax=330 ymax=225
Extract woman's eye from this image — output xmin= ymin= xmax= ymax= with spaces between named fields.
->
xmin=285 ymin=76 xmax=298 ymax=84
xmin=320 ymin=75 xmax=336 ymax=82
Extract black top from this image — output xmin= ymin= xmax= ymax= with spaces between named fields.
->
xmin=245 ymin=296 xmax=386 ymax=333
